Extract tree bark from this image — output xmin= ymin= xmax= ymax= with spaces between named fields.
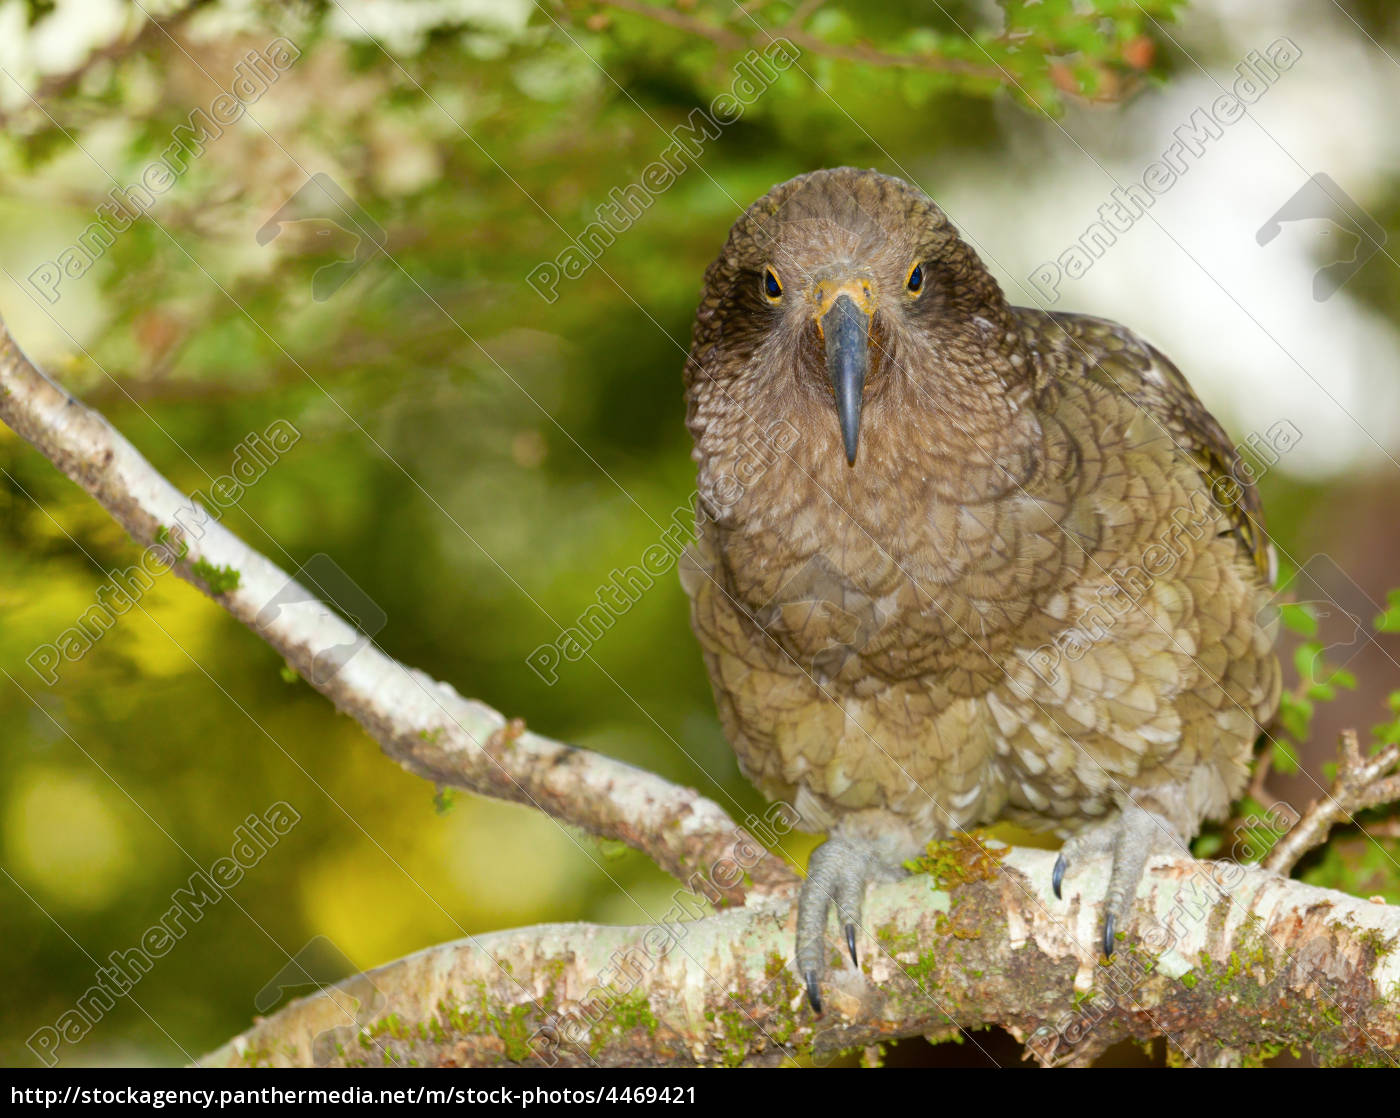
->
xmin=196 ymin=844 xmax=1400 ymax=1068
xmin=3 ymin=317 xmax=1398 ymax=1067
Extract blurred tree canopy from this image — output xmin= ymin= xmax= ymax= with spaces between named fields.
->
xmin=2 ymin=0 xmax=1398 ymax=1068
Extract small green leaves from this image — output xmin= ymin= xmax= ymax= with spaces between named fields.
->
xmin=1374 ymin=589 xmax=1400 ymax=633
xmin=1279 ymin=601 xmax=1319 ymax=637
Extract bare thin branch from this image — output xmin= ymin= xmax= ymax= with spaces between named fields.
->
xmin=580 ymin=0 xmax=1006 ymax=83
xmin=0 ymin=319 xmax=796 ymax=902
xmin=1265 ymin=730 xmax=1400 ymax=875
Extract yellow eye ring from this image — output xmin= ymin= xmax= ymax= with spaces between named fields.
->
xmin=763 ymin=267 xmax=783 ymax=301
xmin=905 ymin=262 xmax=925 ymax=295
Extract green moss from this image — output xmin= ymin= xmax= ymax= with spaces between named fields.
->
xmin=191 ymin=557 xmax=241 ymax=595
xmin=709 ymin=1005 xmax=754 ymax=1066
xmin=609 ymin=991 xmax=659 ymax=1037
xmin=538 ymin=956 xmax=569 ymax=986
xmin=903 ymin=831 xmax=1007 ymax=890
xmin=420 ymin=982 xmax=558 ymax=1064
xmin=153 ymin=525 xmax=188 ymax=561
xmin=875 ymin=922 xmax=918 ymax=955
xmin=933 ymin=910 xmax=981 ymax=940
xmin=495 ymin=1003 xmax=543 ymax=1061
xmin=1355 ymin=925 xmax=1398 ymax=959
xmin=859 ymin=1042 xmax=887 ymax=1068
xmin=379 ymin=1012 xmax=407 ymax=1039
xmin=233 ymin=1043 xmax=275 ymax=1067
xmin=903 ymin=945 xmax=945 ymax=993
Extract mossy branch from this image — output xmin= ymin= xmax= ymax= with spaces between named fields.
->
xmin=199 ymin=846 xmax=1400 ymax=1068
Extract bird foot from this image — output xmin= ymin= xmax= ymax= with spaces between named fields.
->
xmin=796 ymin=836 xmax=893 ymax=1014
xmin=1052 ymin=804 xmax=1183 ymax=958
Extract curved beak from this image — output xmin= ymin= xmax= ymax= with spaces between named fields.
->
xmin=820 ymin=293 xmax=871 ymax=466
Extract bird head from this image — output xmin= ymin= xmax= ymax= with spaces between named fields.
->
xmin=688 ymin=168 xmax=1022 ymax=470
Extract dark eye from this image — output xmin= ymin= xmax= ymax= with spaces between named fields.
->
xmin=907 ymin=264 xmax=924 ymax=293
xmin=763 ymin=268 xmax=782 ymax=300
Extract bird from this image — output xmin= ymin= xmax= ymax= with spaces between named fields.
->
xmin=678 ymin=167 xmax=1281 ymax=1014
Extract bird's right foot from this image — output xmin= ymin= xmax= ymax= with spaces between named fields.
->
xmin=795 ymin=836 xmax=887 ymax=1014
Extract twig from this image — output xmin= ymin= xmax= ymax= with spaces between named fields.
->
xmin=0 ymin=12 xmax=186 ymax=127
xmin=783 ymin=0 xmax=824 ymax=31
xmin=587 ymin=0 xmax=748 ymax=50
xmin=581 ymin=0 xmax=1005 ymax=82
xmin=1265 ymin=730 xmax=1400 ymax=875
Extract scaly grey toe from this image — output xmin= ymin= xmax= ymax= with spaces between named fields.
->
xmin=1054 ymin=804 xmax=1183 ymax=958
xmin=1101 ymin=804 xmax=1181 ymax=957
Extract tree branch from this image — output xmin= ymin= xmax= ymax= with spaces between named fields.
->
xmin=1265 ymin=730 xmax=1400 ymax=875
xmin=0 ymin=318 xmax=796 ymax=903
xmin=579 ymin=0 xmax=1006 ymax=83
xmin=0 ymin=9 xmax=191 ymax=128
xmin=198 ymin=846 xmax=1400 ymax=1068
xmin=7 ymin=315 xmax=1400 ymax=1066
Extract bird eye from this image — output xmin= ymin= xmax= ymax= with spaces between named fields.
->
xmin=763 ymin=268 xmax=782 ymax=301
xmin=906 ymin=263 xmax=924 ymax=294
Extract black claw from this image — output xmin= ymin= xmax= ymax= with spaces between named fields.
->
xmin=804 ymin=970 xmax=823 ymax=1015
xmin=1052 ymin=853 xmax=1067 ymax=900
xmin=1103 ymin=913 xmax=1117 ymax=958
xmin=845 ymin=923 xmax=858 ymax=968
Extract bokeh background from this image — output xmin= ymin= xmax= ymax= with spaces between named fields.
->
xmin=2 ymin=0 xmax=1399 ymax=1068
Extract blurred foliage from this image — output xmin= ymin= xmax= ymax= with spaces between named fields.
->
xmin=0 ymin=0 xmax=1397 ymax=1069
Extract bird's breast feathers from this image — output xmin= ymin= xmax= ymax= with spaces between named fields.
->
xmin=681 ymin=338 xmax=1278 ymax=832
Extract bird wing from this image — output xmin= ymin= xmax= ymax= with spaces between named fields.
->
xmin=1020 ymin=308 xmax=1275 ymax=587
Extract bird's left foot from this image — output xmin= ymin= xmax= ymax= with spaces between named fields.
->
xmin=1052 ymin=804 xmax=1184 ymax=958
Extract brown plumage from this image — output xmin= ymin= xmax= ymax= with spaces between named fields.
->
xmin=679 ymin=167 xmax=1281 ymax=1010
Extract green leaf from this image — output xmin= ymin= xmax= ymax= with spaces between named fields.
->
xmin=1272 ymin=734 xmax=1301 ymax=774
xmin=1277 ymin=693 xmax=1313 ymax=746
xmin=1372 ymin=720 xmax=1400 ymax=747
xmin=1293 ymin=640 xmax=1324 ymax=683
xmin=1192 ymin=831 xmax=1222 ymax=858
xmin=1374 ymin=589 xmax=1400 ymax=632
xmin=1279 ymin=602 xmax=1318 ymax=637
